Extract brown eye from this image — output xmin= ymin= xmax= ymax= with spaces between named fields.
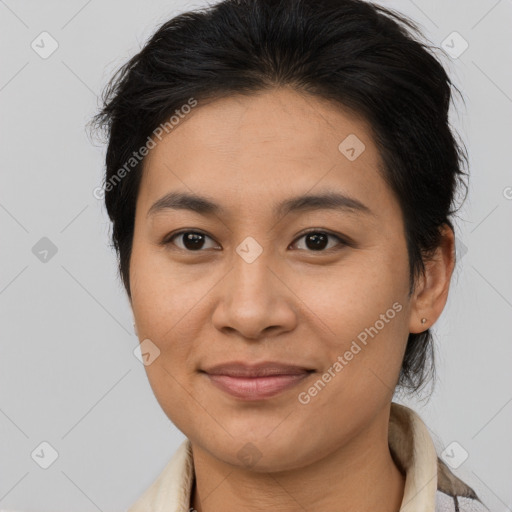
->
xmin=164 ymin=231 xmax=219 ymax=251
xmin=292 ymin=230 xmax=347 ymax=252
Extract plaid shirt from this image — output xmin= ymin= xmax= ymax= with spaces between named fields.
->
xmin=388 ymin=403 xmax=489 ymax=512
xmin=127 ymin=402 xmax=490 ymax=512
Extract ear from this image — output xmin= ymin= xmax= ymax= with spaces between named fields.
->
xmin=408 ymin=224 xmax=456 ymax=334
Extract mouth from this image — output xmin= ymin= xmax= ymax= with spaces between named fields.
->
xmin=200 ymin=361 xmax=315 ymax=400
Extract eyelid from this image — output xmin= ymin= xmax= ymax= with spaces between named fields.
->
xmin=290 ymin=228 xmax=351 ymax=250
xmin=162 ymin=228 xmax=351 ymax=252
xmin=162 ymin=229 xmax=220 ymax=249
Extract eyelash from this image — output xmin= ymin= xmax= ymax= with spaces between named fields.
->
xmin=161 ymin=229 xmax=351 ymax=253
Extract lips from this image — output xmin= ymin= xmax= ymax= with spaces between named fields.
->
xmin=201 ymin=361 xmax=315 ymax=400
xmin=202 ymin=361 xmax=314 ymax=377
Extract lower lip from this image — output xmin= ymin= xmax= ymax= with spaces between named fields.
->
xmin=204 ymin=372 xmax=312 ymax=400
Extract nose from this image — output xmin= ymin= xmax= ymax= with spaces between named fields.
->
xmin=211 ymin=250 xmax=298 ymax=341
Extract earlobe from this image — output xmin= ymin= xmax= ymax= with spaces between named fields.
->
xmin=408 ymin=224 xmax=456 ymax=334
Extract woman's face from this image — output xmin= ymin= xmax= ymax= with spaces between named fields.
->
xmin=130 ymin=87 xmax=424 ymax=471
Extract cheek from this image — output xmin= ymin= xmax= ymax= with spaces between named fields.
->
xmin=129 ymin=242 xmax=208 ymax=429
xmin=297 ymin=253 xmax=408 ymax=339
xmin=130 ymin=240 xmax=207 ymax=336
xmin=295 ymin=250 xmax=410 ymax=393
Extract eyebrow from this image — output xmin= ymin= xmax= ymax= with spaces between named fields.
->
xmin=146 ymin=190 xmax=374 ymax=219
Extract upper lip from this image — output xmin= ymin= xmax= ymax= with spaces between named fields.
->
xmin=201 ymin=361 xmax=314 ymax=377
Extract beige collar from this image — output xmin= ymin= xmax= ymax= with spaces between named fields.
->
xmin=128 ymin=402 xmax=476 ymax=511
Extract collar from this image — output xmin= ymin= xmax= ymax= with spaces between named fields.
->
xmin=127 ymin=402 xmax=478 ymax=511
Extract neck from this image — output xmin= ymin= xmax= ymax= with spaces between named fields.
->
xmin=190 ymin=406 xmax=405 ymax=512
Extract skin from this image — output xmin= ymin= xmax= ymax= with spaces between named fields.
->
xmin=129 ymin=86 xmax=455 ymax=512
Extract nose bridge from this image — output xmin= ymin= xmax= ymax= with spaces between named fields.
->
xmin=230 ymin=237 xmax=276 ymax=305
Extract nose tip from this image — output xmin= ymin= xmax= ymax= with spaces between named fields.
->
xmin=211 ymin=259 xmax=298 ymax=340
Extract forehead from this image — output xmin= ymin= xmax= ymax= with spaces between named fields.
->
xmin=138 ymin=87 xmax=394 ymax=221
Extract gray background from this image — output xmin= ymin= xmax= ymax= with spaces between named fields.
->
xmin=1 ymin=0 xmax=511 ymax=511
